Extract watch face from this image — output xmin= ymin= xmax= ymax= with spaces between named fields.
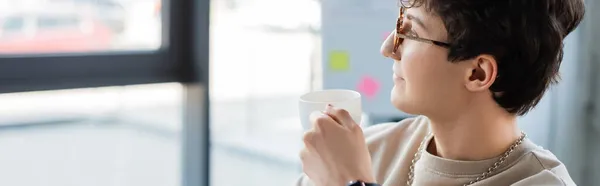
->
xmin=347 ymin=181 xmax=364 ymax=186
xmin=348 ymin=181 xmax=379 ymax=186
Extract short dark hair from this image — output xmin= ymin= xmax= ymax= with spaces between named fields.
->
xmin=403 ymin=0 xmax=585 ymax=115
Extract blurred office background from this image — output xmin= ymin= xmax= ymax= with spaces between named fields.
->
xmin=0 ymin=0 xmax=598 ymax=186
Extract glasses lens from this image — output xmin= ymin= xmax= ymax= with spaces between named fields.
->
xmin=398 ymin=0 xmax=410 ymax=7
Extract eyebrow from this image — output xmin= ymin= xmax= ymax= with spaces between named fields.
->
xmin=405 ymin=13 xmax=428 ymax=31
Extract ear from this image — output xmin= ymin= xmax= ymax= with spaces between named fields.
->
xmin=464 ymin=54 xmax=497 ymax=92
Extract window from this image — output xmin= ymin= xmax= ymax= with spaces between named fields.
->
xmin=37 ymin=16 xmax=79 ymax=30
xmin=0 ymin=0 xmax=210 ymax=185
xmin=1 ymin=16 xmax=25 ymax=33
xmin=0 ymin=83 xmax=184 ymax=186
xmin=0 ymin=0 xmax=162 ymax=54
xmin=0 ymin=0 xmax=186 ymax=94
xmin=209 ymin=0 xmax=320 ymax=185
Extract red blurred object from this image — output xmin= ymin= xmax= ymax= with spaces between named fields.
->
xmin=0 ymin=11 xmax=115 ymax=53
xmin=154 ymin=0 xmax=162 ymax=17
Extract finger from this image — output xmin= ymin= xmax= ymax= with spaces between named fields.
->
xmin=302 ymin=130 xmax=317 ymax=149
xmin=324 ymin=104 xmax=355 ymax=129
xmin=299 ymin=148 xmax=311 ymax=173
xmin=309 ymin=110 xmax=337 ymax=131
xmin=323 ymin=104 xmax=342 ymax=124
xmin=300 ymin=148 xmax=321 ymax=181
xmin=299 ymin=148 xmax=310 ymax=162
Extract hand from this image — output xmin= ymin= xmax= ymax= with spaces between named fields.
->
xmin=300 ymin=104 xmax=375 ymax=186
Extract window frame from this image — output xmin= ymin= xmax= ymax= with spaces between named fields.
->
xmin=0 ymin=0 xmax=203 ymax=93
xmin=0 ymin=0 xmax=211 ymax=186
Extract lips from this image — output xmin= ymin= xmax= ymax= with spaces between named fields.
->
xmin=392 ymin=63 xmax=404 ymax=80
xmin=393 ymin=73 xmax=404 ymax=80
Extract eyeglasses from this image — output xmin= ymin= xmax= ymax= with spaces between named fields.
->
xmin=393 ymin=7 xmax=451 ymax=54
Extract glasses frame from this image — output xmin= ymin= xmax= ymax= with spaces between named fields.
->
xmin=393 ymin=7 xmax=451 ymax=54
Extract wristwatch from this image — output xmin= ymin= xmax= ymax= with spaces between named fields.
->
xmin=347 ymin=180 xmax=381 ymax=186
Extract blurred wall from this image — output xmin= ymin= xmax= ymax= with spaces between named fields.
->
xmin=585 ymin=0 xmax=600 ymax=185
xmin=519 ymin=0 xmax=599 ymax=185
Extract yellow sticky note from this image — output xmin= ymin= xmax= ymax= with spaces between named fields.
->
xmin=329 ymin=50 xmax=350 ymax=71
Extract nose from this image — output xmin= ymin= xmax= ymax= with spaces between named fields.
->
xmin=380 ymin=30 xmax=401 ymax=61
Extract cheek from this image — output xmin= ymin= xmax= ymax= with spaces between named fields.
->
xmin=401 ymin=47 xmax=437 ymax=84
xmin=401 ymin=46 xmax=459 ymax=93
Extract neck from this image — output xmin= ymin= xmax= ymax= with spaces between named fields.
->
xmin=426 ymin=97 xmax=522 ymax=161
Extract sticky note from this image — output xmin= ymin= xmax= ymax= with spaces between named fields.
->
xmin=357 ymin=75 xmax=380 ymax=100
xmin=329 ymin=50 xmax=350 ymax=71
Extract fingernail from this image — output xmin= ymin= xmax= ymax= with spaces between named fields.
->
xmin=326 ymin=104 xmax=333 ymax=108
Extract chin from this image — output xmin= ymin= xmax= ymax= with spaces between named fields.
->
xmin=390 ymin=86 xmax=420 ymax=115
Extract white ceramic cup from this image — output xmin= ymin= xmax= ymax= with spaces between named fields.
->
xmin=298 ymin=89 xmax=362 ymax=131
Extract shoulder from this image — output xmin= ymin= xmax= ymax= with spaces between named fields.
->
xmin=510 ymin=168 xmax=573 ymax=186
xmin=511 ymin=142 xmax=576 ymax=186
